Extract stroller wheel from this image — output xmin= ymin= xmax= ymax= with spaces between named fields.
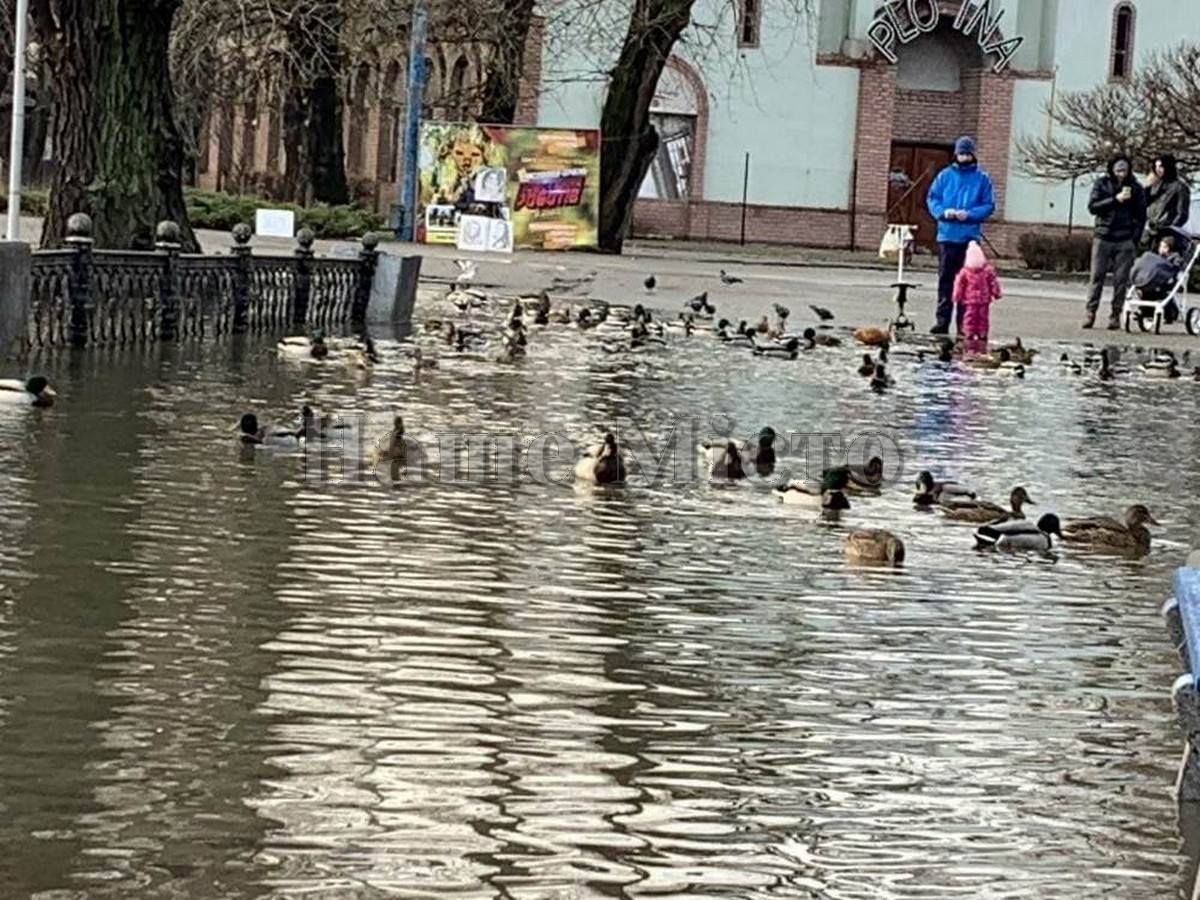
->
xmin=1187 ymin=308 xmax=1200 ymax=336
xmin=1134 ymin=312 xmax=1151 ymax=333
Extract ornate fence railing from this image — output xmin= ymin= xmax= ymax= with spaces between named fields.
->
xmin=27 ymin=214 xmax=380 ymax=347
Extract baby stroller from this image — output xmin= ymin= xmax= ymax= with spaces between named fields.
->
xmin=1121 ymin=226 xmax=1200 ymax=334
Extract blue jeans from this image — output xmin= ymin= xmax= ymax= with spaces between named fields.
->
xmin=936 ymin=241 xmax=969 ymax=332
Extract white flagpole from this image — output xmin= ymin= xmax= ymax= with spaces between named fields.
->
xmin=5 ymin=0 xmax=30 ymax=241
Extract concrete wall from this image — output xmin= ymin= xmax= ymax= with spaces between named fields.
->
xmin=538 ymin=0 xmax=859 ymax=209
xmin=0 ymin=242 xmax=31 ymax=360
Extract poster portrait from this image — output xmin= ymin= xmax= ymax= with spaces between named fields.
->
xmin=417 ymin=122 xmax=600 ymax=250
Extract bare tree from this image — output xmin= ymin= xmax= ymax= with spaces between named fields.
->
xmin=170 ymin=0 xmax=519 ymax=203
xmin=1017 ymin=43 xmax=1200 ymax=181
xmin=569 ymin=0 xmax=813 ymax=252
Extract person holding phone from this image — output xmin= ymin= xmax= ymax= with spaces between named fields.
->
xmin=925 ymin=136 xmax=996 ymax=335
xmin=1084 ymin=154 xmax=1147 ymax=329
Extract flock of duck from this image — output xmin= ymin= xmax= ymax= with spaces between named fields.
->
xmin=0 ymin=262 xmax=1179 ymax=569
xmin=571 ymin=418 xmax=1161 ymax=567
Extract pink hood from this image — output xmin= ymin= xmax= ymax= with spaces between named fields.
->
xmin=964 ymin=242 xmax=987 ymax=269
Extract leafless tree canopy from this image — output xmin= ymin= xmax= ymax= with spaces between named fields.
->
xmin=1017 ymin=43 xmax=1200 ymax=181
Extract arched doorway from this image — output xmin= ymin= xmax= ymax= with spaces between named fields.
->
xmin=885 ymin=21 xmax=985 ymax=251
xmin=639 ymin=58 xmax=706 ymax=201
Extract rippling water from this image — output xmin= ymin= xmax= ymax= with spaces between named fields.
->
xmin=0 ymin=303 xmax=1197 ymax=898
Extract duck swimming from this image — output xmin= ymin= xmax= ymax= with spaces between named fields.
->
xmin=370 ymin=414 xmax=408 ymax=474
xmin=804 ymin=327 xmax=841 ymax=348
xmin=869 ymin=363 xmax=894 ymax=392
xmin=775 ymin=469 xmax=851 ymax=511
xmin=844 ymin=529 xmax=906 ymax=567
xmin=1002 ymin=337 xmax=1037 ymax=365
xmin=941 ymin=486 xmax=1034 ymax=524
xmin=709 ymin=440 xmax=747 ymax=480
xmin=1061 ymin=504 xmax=1160 ymax=556
xmin=0 ymin=376 xmax=56 ymax=408
xmin=753 ymin=336 xmax=802 ymax=359
xmin=277 ymin=330 xmax=331 ymax=360
xmin=974 ymin=513 xmax=1062 ymax=552
xmin=719 ymin=320 xmax=755 ymax=347
xmin=825 ymin=456 xmax=884 ymax=492
xmin=912 ymin=471 xmax=976 ymax=507
xmin=575 ymin=432 xmax=627 ymax=485
xmin=744 ymin=426 xmax=777 ymax=477
xmin=236 ymin=411 xmax=307 ymax=447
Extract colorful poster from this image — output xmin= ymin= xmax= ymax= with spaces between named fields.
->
xmin=417 ymin=122 xmax=600 ymax=250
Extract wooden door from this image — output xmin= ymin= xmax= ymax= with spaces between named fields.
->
xmin=886 ymin=143 xmax=953 ymax=252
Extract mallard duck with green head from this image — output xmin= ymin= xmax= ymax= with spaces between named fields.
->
xmin=1061 ymin=504 xmax=1160 ymax=556
xmin=912 ymin=471 xmax=976 ymax=507
xmin=0 ymin=376 xmax=56 ymax=408
xmin=775 ymin=469 xmax=851 ymax=511
xmin=974 ymin=513 xmax=1062 ymax=552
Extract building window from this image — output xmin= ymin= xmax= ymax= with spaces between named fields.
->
xmin=738 ymin=0 xmax=761 ymax=48
xmin=449 ymin=56 xmax=471 ymax=119
xmin=1110 ymin=3 xmax=1135 ymax=81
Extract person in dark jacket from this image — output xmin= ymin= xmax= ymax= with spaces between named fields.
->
xmin=1145 ymin=153 xmax=1191 ymax=238
xmin=1084 ymin=154 xmax=1147 ymax=329
xmin=925 ymin=136 xmax=996 ymax=335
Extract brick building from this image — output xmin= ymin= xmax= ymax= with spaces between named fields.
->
xmin=194 ymin=19 xmax=545 ymax=213
xmin=538 ymin=0 xmax=1198 ymax=256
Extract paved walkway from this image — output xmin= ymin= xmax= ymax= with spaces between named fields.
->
xmin=19 ymin=214 xmax=1195 ymax=352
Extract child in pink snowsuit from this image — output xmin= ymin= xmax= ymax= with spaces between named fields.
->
xmin=953 ymin=241 xmax=1002 ymax=353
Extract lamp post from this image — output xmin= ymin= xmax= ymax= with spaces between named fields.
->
xmin=5 ymin=0 xmax=30 ymax=241
xmin=396 ymin=0 xmax=428 ymax=243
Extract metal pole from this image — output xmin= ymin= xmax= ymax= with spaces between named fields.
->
xmin=1067 ymin=176 xmax=1076 ymax=237
xmin=397 ymin=0 xmax=429 ymax=243
xmin=849 ymin=156 xmax=858 ymax=250
xmin=739 ymin=152 xmax=749 ymax=246
xmin=5 ymin=0 xmax=29 ymax=241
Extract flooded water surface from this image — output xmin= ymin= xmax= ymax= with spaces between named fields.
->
xmin=0 ymin=307 xmax=1197 ymax=898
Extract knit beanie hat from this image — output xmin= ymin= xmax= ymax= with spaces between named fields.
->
xmin=965 ymin=241 xmax=987 ymax=269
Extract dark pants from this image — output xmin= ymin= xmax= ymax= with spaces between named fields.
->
xmin=1086 ymin=238 xmax=1135 ymax=316
xmin=936 ymin=241 xmax=969 ymax=331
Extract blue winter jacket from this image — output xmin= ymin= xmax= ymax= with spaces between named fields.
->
xmin=925 ymin=162 xmax=996 ymax=243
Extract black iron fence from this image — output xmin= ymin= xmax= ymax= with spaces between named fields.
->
xmin=28 ymin=214 xmax=381 ymax=347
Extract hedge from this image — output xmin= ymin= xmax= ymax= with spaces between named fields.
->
xmin=0 ymin=188 xmax=384 ymax=241
xmin=1015 ymin=232 xmax=1092 ymax=273
xmin=1018 ymin=229 xmax=1200 ymax=291
xmin=184 ymin=189 xmax=386 ymax=238
xmin=0 ymin=188 xmax=49 ymax=218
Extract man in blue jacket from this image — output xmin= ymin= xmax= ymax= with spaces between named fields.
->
xmin=925 ymin=136 xmax=997 ymax=334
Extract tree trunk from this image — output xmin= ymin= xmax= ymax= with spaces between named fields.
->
xmin=282 ymin=69 xmax=310 ymax=204
xmin=34 ymin=0 xmax=197 ymax=251
xmin=282 ymin=8 xmax=349 ymax=207
xmin=307 ymin=74 xmax=348 ymax=204
xmin=597 ymin=0 xmax=693 ymax=254
xmin=478 ymin=0 xmax=537 ymax=124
